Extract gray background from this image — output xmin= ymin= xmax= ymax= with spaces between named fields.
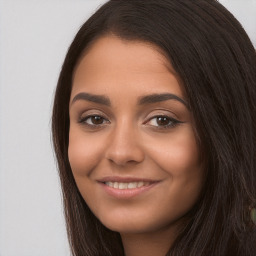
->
xmin=0 ymin=1 xmax=255 ymax=255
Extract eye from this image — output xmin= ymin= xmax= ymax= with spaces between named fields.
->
xmin=146 ymin=115 xmax=181 ymax=128
xmin=79 ymin=115 xmax=109 ymax=126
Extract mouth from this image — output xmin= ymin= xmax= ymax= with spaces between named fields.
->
xmin=104 ymin=181 xmax=151 ymax=190
xmin=97 ymin=177 xmax=160 ymax=199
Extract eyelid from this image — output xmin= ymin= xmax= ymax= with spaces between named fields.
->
xmin=80 ymin=115 xmax=109 ymax=123
xmin=78 ymin=108 xmax=109 ymax=120
xmin=144 ymin=113 xmax=184 ymax=130
xmin=77 ymin=109 xmax=184 ymax=129
xmin=77 ymin=110 xmax=111 ymax=128
xmin=144 ymin=109 xmax=177 ymax=120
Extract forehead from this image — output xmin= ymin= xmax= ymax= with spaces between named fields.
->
xmin=71 ymin=35 xmax=184 ymax=99
xmin=77 ymin=35 xmax=171 ymax=69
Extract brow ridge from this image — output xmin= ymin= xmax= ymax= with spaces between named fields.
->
xmin=71 ymin=92 xmax=111 ymax=106
xmin=138 ymin=93 xmax=187 ymax=107
xmin=71 ymin=92 xmax=187 ymax=108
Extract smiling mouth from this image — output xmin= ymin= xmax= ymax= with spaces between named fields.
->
xmin=98 ymin=178 xmax=160 ymax=198
xmin=104 ymin=181 xmax=151 ymax=189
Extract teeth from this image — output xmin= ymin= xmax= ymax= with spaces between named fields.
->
xmin=137 ymin=181 xmax=144 ymax=188
xmin=105 ymin=181 xmax=150 ymax=189
xmin=119 ymin=183 xmax=128 ymax=189
xmin=128 ymin=182 xmax=137 ymax=189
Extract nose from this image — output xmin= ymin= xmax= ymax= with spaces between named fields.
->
xmin=105 ymin=121 xmax=145 ymax=166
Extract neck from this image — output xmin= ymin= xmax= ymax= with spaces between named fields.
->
xmin=121 ymin=224 xmax=179 ymax=256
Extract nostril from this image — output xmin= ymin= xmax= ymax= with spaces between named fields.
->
xmin=105 ymin=126 xmax=145 ymax=165
xmin=106 ymin=147 xmax=145 ymax=166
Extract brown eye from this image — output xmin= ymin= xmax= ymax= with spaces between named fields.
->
xmin=156 ymin=117 xmax=170 ymax=126
xmin=146 ymin=115 xmax=181 ymax=129
xmin=80 ymin=115 xmax=109 ymax=126
xmin=91 ymin=116 xmax=104 ymax=124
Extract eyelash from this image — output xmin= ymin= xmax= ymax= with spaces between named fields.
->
xmin=145 ymin=115 xmax=182 ymax=129
xmin=78 ymin=115 xmax=109 ymax=128
xmin=78 ymin=114 xmax=182 ymax=130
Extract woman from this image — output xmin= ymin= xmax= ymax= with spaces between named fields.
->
xmin=52 ymin=0 xmax=256 ymax=255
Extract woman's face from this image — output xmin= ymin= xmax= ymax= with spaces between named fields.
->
xmin=69 ymin=35 xmax=204 ymax=234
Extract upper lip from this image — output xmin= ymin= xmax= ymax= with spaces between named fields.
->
xmin=97 ymin=176 xmax=160 ymax=183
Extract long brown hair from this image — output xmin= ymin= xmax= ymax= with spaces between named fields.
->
xmin=52 ymin=0 xmax=256 ymax=255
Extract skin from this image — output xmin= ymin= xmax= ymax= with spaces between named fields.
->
xmin=68 ymin=35 xmax=204 ymax=256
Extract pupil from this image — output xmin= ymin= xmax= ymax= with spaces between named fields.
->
xmin=92 ymin=116 xmax=103 ymax=124
xmin=157 ymin=117 xmax=169 ymax=126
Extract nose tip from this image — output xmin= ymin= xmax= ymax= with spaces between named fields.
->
xmin=105 ymin=127 xmax=145 ymax=166
xmin=107 ymin=149 xmax=144 ymax=167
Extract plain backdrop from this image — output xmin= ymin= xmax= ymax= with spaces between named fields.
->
xmin=0 ymin=1 xmax=255 ymax=255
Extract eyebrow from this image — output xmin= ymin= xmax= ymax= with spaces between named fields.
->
xmin=71 ymin=92 xmax=111 ymax=106
xmin=71 ymin=92 xmax=187 ymax=108
xmin=138 ymin=93 xmax=187 ymax=107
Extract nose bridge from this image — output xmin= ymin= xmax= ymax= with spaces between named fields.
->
xmin=105 ymin=118 xmax=144 ymax=166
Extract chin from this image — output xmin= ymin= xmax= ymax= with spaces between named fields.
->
xmin=97 ymin=212 xmax=145 ymax=233
xmin=97 ymin=211 xmax=172 ymax=234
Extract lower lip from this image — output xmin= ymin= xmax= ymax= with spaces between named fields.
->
xmin=99 ymin=182 xmax=159 ymax=199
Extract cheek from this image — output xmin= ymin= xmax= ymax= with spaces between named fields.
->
xmin=146 ymin=127 xmax=203 ymax=207
xmin=148 ymin=127 xmax=200 ymax=175
xmin=68 ymin=128 xmax=103 ymax=176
